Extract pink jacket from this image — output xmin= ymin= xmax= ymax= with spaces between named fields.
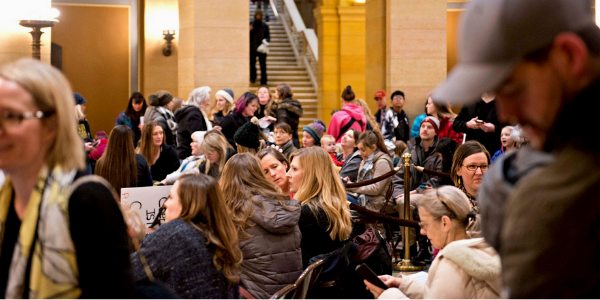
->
xmin=438 ymin=116 xmax=464 ymax=145
xmin=327 ymin=104 xmax=367 ymax=142
xmin=88 ymin=138 xmax=108 ymax=160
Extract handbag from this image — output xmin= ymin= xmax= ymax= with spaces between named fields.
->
xmin=257 ymin=39 xmax=269 ymax=54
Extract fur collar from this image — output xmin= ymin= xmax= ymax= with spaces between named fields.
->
xmin=441 ymin=238 xmax=501 ymax=281
xmin=277 ymin=99 xmax=304 ymax=117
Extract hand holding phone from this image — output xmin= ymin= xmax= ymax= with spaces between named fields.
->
xmin=356 ymin=264 xmax=388 ymax=290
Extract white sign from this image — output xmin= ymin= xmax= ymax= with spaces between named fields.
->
xmin=121 ymin=186 xmax=172 ymax=228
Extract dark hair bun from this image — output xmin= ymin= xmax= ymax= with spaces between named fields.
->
xmin=342 ymin=85 xmax=355 ymax=101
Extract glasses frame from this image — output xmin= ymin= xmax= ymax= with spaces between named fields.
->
xmin=461 ymin=164 xmax=489 ymax=172
xmin=0 ymin=110 xmax=54 ymax=130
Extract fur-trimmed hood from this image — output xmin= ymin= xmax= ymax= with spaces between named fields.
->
xmin=440 ymin=238 xmax=501 ymax=283
xmin=277 ymin=99 xmax=304 ymax=117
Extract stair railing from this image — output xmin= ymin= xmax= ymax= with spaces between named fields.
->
xmin=272 ymin=0 xmax=318 ymax=91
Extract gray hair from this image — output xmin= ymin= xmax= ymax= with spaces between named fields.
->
xmin=187 ymin=86 xmax=211 ymax=108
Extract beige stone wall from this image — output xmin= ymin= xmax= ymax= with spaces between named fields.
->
xmin=365 ymin=0 xmax=386 ymax=115
xmin=315 ymin=3 xmax=340 ymax=122
xmin=386 ymin=0 xmax=447 ymax=121
xmin=338 ymin=5 xmax=365 ymax=102
xmin=144 ymin=0 xmax=179 ymax=98
xmin=178 ymin=0 xmax=249 ymax=104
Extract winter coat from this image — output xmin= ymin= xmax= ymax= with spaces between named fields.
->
xmin=410 ymin=114 xmax=427 ymax=138
xmin=136 ymin=154 xmax=153 ymax=187
xmin=392 ymin=137 xmax=442 ymax=198
xmin=328 ymin=103 xmax=367 ymax=142
xmin=298 ymin=202 xmax=345 ymax=268
xmin=239 ymin=196 xmax=303 ymax=299
xmin=149 ymin=145 xmax=180 ymax=182
xmin=174 ymin=105 xmax=212 ymax=159
xmin=78 ymin=118 xmax=92 ymax=142
xmin=275 ymin=99 xmax=304 ymax=148
xmin=478 ymin=147 xmax=553 ymax=254
xmin=163 ymin=155 xmax=205 ymax=185
xmin=453 ymin=99 xmax=503 ymax=154
xmin=379 ymin=238 xmax=501 ymax=299
xmin=279 ymin=140 xmax=297 ymax=160
xmin=438 ymin=116 xmax=463 ymax=144
xmin=220 ymin=112 xmax=251 ymax=149
xmin=338 ymin=150 xmax=363 ymax=183
xmin=144 ymin=107 xmax=177 ymax=148
xmin=198 ymin=148 xmax=236 ymax=179
xmin=212 ymin=111 xmax=225 ymax=126
xmin=382 ymin=109 xmax=410 ymax=143
xmin=115 ymin=110 xmax=143 ymax=146
xmin=375 ymin=108 xmax=387 ymax=125
xmin=88 ymin=138 xmax=108 ymax=160
xmin=347 ymin=151 xmax=395 ymax=213
xmin=250 ymin=20 xmax=270 ymax=52
xmin=130 ymin=219 xmax=239 ymax=299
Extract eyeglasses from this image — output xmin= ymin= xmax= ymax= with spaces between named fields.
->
xmin=461 ymin=164 xmax=488 ymax=172
xmin=392 ymin=96 xmax=404 ymax=101
xmin=0 ymin=110 xmax=54 ymax=130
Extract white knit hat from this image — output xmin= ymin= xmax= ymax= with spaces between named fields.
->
xmin=216 ymin=89 xmax=234 ymax=104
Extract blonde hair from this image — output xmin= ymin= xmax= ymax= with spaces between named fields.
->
xmin=0 ymin=59 xmax=84 ymax=171
xmin=320 ymin=134 xmax=335 ymax=145
xmin=290 ymin=147 xmax=352 ymax=241
xmin=200 ymin=133 xmax=230 ymax=174
xmin=209 ymin=94 xmax=235 ymax=120
xmin=414 ymin=186 xmax=481 ymax=238
xmin=74 ymin=104 xmax=85 ymax=121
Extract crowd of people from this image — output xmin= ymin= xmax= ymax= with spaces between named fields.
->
xmin=0 ymin=0 xmax=598 ymax=298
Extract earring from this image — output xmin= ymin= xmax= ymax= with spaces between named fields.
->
xmin=458 ymin=177 xmax=462 ymax=185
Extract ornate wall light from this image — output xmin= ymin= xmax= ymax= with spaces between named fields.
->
xmin=19 ymin=7 xmax=59 ymax=60
xmin=163 ymin=30 xmax=175 ymax=56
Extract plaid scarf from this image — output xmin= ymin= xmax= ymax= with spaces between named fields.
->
xmin=356 ymin=151 xmax=377 ymax=206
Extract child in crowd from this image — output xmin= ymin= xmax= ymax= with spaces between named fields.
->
xmin=321 ymin=134 xmax=344 ymax=167
xmin=491 ymin=126 xmax=517 ymax=163
xmin=392 ymin=140 xmax=407 ymax=167
xmin=273 ymin=122 xmax=297 ymax=160
xmin=89 ymin=130 xmax=108 ymax=161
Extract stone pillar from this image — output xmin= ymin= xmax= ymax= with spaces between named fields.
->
xmin=365 ymin=0 xmax=386 ymax=114
xmin=178 ymin=0 xmax=249 ymax=101
xmin=315 ymin=0 xmax=340 ymax=122
xmin=144 ymin=0 xmax=179 ymax=97
xmin=386 ymin=0 xmax=447 ymax=120
xmin=338 ymin=3 xmax=365 ymax=102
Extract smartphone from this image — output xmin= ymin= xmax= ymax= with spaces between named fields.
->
xmin=355 ymin=264 xmax=388 ymax=290
xmin=92 ymin=139 xmax=100 ymax=147
xmin=476 ymin=119 xmax=484 ymax=123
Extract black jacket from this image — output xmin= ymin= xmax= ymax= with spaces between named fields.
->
xmin=453 ymin=99 xmax=503 ymax=154
xmin=298 ymin=203 xmax=345 ymax=268
xmin=136 ymin=154 xmax=153 ymax=187
xmin=150 ymin=145 xmax=181 ymax=182
xmin=175 ymin=106 xmax=209 ymax=159
xmin=250 ymin=20 xmax=270 ymax=51
xmin=275 ymin=99 xmax=304 ymax=148
xmin=220 ymin=112 xmax=250 ymax=149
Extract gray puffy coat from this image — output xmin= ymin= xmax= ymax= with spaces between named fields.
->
xmin=240 ymin=196 xmax=303 ymax=299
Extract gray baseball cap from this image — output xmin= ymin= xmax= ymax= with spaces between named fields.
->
xmin=432 ymin=0 xmax=598 ymax=104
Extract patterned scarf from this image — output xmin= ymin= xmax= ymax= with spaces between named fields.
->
xmin=356 ymin=151 xmax=377 ymax=207
xmin=0 ymin=166 xmax=81 ymax=298
xmin=459 ymin=184 xmax=479 ymax=213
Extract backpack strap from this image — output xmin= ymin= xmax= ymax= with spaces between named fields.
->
xmin=338 ymin=118 xmax=356 ymax=140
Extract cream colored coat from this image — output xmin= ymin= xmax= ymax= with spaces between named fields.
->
xmin=379 ymin=238 xmax=501 ymax=299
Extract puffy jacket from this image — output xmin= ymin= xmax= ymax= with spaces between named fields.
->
xmin=347 ymin=151 xmax=395 ymax=213
xmin=392 ymin=136 xmax=442 ymax=198
xmin=275 ymin=99 xmax=304 ymax=148
xmin=338 ymin=150 xmax=363 ymax=183
xmin=239 ymin=196 xmax=303 ymax=299
xmin=379 ymin=238 xmax=501 ymax=299
xmin=438 ymin=116 xmax=463 ymax=145
xmin=174 ymin=105 xmax=211 ymax=159
xmin=328 ymin=104 xmax=367 ymax=142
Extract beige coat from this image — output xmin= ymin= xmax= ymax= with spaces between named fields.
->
xmin=347 ymin=151 xmax=395 ymax=213
xmin=379 ymin=238 xmax=501 ymax=299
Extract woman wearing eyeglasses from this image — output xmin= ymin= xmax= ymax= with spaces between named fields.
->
xmin=0 ymin=59 xmax=134 ymax=298
xmin=365 ymin=186 xmax=501 ymax=299
xmin=450 ymin=141 xmax=490 ymax=212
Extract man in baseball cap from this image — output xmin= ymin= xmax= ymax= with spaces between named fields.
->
xmin=434 ymin=0 xmax=600 ymax=297
xmin=373 ymin=90 xmax=387 ymax=126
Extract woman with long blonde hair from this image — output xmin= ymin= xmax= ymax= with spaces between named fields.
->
xmin=198 ymin=131 xmax=236 ymax=179
xmin=287 ymin=147 xmax=353 ymax=267
xmin=130 ymin=173 xmax=243 ymax=298
xmin=220 ymin=153 xmax=302 ymax=298
xmin=209 ymin=89 xmax=235 ymax=126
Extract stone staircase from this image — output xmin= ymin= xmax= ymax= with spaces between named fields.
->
xmin=250 ymin=1 xmax=318 ymax=132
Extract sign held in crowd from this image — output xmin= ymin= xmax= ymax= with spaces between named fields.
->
xmin=121 ymin=186 xmax=172 ymax=228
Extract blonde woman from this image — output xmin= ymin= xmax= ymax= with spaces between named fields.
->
xmin=198 ymin=131 xmax=236 ymax=179
xmin=287 ymin=147 xmax=353 ymax=267
xmin=210 ymin=89 xmax=235 ymax=126
xmin=220 ymin=153 xmax=302 ymax=299
xmin=130 ymin=173 xmax=243 ymax=298
xmin=366 ymin=186 xmax=500 ymax=299
xmin=138 ymin=121 xmax=180 ymax=182
xmin=0 ymin=59 xmax=134 ymax=298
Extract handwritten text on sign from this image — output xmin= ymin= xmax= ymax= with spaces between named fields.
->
xmin=121 ymin=186 xmax=172 ymax=228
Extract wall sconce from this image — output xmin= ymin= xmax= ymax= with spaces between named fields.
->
xmin=163 ymin=30 xmax=175 ymax=56
xmin=19 ymin=8 xmax=60 ymax=60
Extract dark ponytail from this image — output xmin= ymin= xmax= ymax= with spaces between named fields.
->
xmin=341 ymin=85 xmax=355 ymax=102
